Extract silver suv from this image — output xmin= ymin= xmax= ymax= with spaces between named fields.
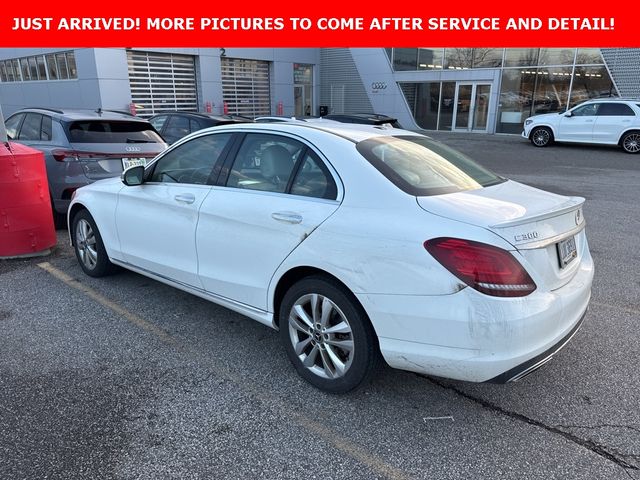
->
xmin=4 ymin=108 xmax=167 ymax=226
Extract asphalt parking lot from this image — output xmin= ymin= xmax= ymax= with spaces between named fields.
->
xmin=1 ymin=132 xmax=639 ymax=479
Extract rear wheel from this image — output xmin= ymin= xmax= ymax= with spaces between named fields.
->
xmin=530 ymin=127 xmax=553 ymax=147
xmin=279 ymin=276 xmax=381 ymax=393
xmin=621 ymin=132 xmax=640 ymax=154
xmin=72 ymin=209 xmax=117 ymax=277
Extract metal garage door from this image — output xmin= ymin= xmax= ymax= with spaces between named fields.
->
xmin=127 ymin=50 xmax=198 ymax=116
xmin=221 ymin=58 xmax=271 ymax=117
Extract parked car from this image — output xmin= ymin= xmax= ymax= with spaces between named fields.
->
xmin=68 ymin=123 xmax=593 ymax=393
xmin=4 ymin=107 xmax=167 ymax=227
xmin=149 ymin=112 xmax=253 ymax=144
xmin=523 ymin=98 xmax=640 ymax=153
xmin=322 ymin=113 xmax=402 ymax=128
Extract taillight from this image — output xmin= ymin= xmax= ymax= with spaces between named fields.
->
xmin=52 ymin=149 xmax=79 ymax=162
xmin=424 ymin=237 xmax=536 ymax=297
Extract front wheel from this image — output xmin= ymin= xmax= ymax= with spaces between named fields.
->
xmin=530 ymin=127 xmax=553 ymax=147
xmin=621 ymin=132 xmax=640 ymax=154
xmin=279 ymin=276 xmax=381 ymax=393
xmin=72 ymin=209 xmax=118 ymax=277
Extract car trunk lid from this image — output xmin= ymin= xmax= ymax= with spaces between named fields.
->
xmin=417 ymin=180 xmax=586 ymax=291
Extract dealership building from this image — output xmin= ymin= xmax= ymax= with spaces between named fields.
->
xmin=1 ymin=47 xmax=639 ymax=134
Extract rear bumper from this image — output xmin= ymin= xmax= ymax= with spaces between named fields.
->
xmin=356 ymin=249 xmax=594 ymax=382
xmin=486 ymin=307 xmax=586 ymax=383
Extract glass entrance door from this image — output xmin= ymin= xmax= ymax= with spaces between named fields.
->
xmin=294 ymin=84 xmax=313 ymax=117
xmin=453 ymin=83 xmax=491 ymax=132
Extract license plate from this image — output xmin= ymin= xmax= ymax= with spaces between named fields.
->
xmin=557 ymin=236 xmax=577 ymax=268
xmin=122 ymin=157 xmax=147 ymax=170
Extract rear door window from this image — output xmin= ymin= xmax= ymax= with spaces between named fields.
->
xmin=18 ymin=113 xmax=43 ymax=141
xmin=4 ymin=113 xmax=24 ymax=140
xmin=597 ymin=103 xmax=635 ymax=116
xmin=67 ymin=121 xmax=164 ymax=144
xmin=163 ymin=116 xmax=190 ymax=143
xmin=225 ymin=134 xmax=305 ymax=193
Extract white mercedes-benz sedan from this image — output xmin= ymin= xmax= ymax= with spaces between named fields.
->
xmin=68 ymin=123 xmax=594 ymax=393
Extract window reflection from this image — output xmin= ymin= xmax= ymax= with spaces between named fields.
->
xmin=418 ymin=48 xmax=444 ymax=70
xmin=570 ymin=66 xmax=616 ymax=107
xmin=538 ymin=48 xmax=575 ymax=66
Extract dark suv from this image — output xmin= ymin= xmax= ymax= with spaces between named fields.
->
xmin=4 ymin=108 xmax=167 ymax=226
xmin=149 ymin=112 xmax=253 ymax=144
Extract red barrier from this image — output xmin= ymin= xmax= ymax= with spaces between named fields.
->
xmin=0 ymin=142 xmax=57 ymax=258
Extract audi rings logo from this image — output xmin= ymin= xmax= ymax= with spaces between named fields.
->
xmin=371 ymin=82 xmax=387 ymax=91
xmin=125 ymin=146 xmax=142 ymax=152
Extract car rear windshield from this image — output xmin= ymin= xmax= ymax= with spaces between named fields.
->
xmin=67 ymin=121 xmax=164 ymax=144
xmin=356 ymin=135 xmax=504 ymax=196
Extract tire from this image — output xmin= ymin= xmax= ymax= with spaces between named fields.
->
xmin=530 ymin=127 xmax=553 ymax=147
xmin=71 ymin=209 xmax=118 ymax=277
xmin=620 ymin=131 xmax=640 ymax=154
xmin=279 ymin=276 xmax=382 ymax=393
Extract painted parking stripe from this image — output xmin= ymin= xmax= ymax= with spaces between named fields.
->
xmin=37 ymin=262 xmax=177 ymax=346
xmin=37 ymin=261 xmax=409 ymax=480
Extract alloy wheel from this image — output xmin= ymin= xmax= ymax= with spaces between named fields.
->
xmin=532 ymin=128 xmax=551 ymax=146
xmin=75 ymin=218 xmax=98 ymax=270
xmin=287 ymin=293 xmax=354 ymax=379
xmin=623 ymin=133 xmax=640 ymax=153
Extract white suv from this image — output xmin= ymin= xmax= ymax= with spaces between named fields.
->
xmin=522 ymin=99 xmax=640 ymax=153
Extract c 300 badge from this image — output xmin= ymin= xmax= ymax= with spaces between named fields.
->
xmin=514 ymin=231 xmax=539 ymax=242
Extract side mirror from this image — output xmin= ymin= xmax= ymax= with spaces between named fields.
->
xmin=563 ymin=111 xmax=573 ymax=117
xmin=122 ymin=165 xmax=145 ymax=186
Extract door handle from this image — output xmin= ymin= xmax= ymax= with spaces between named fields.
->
xmin=271 ymin=212 xmax=303 ymax=224
xmin=174 ymin=193 xmax=196 ymax=204
xmin=585 ymin=120 xmax=594 ymax=123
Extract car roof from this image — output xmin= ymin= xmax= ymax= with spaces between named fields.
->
xmin=198 ymin=121 xmax=421 ymax=143
xmin=12 ymin=107 xmax=149 ymax=122
xmin=150 ymin=111 xmax=253 ymax=121
xmin=582 ymin=98 xmax=639 ymax=104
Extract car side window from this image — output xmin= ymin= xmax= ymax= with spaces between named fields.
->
xmin=149 ymin=133 xmax=232 ymax=185
xmin=149 ymin=115 xmax=168 ymax=132
xmin=226 ymin=134 xmax=304 ymax=193
xmin=18 ymin=113 xmax=43 ymax=141
xmin=4 ymin=113 xmax=24 ymax=140
xmin=597 ymin=103 xmax=635 ymax=116
xmin=189 ymin=119 xmax=202 ymax=134
xmin=290 ymin=151 xmax=338 ymax=200
xmin=164 ymin=116 xmax=190 ymax=142
xmin=571 ymin=104 xmax=599 ymax=117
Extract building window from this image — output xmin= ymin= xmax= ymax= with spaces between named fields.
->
xmin=0 ymin=50 xmax=77 ymax=83
xmin=570 ymin=66 xmax=616 ymax=107
xmin=393 ymin=48 xmax=418 ymax=71
xmin=418 ymin=48 xmax=444 ymax=70
xmin=503 ymin=49 xmax=540 ymax=67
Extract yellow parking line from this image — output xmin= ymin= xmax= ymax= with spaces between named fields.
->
xmin=37 ymin=261 xmax=410 ymax=480
xmin=37 ymin=262 xmax=177 ymax=346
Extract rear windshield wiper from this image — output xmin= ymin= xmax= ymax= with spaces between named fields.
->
xmin=126 ymin=138 xmax=155 ymax=143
